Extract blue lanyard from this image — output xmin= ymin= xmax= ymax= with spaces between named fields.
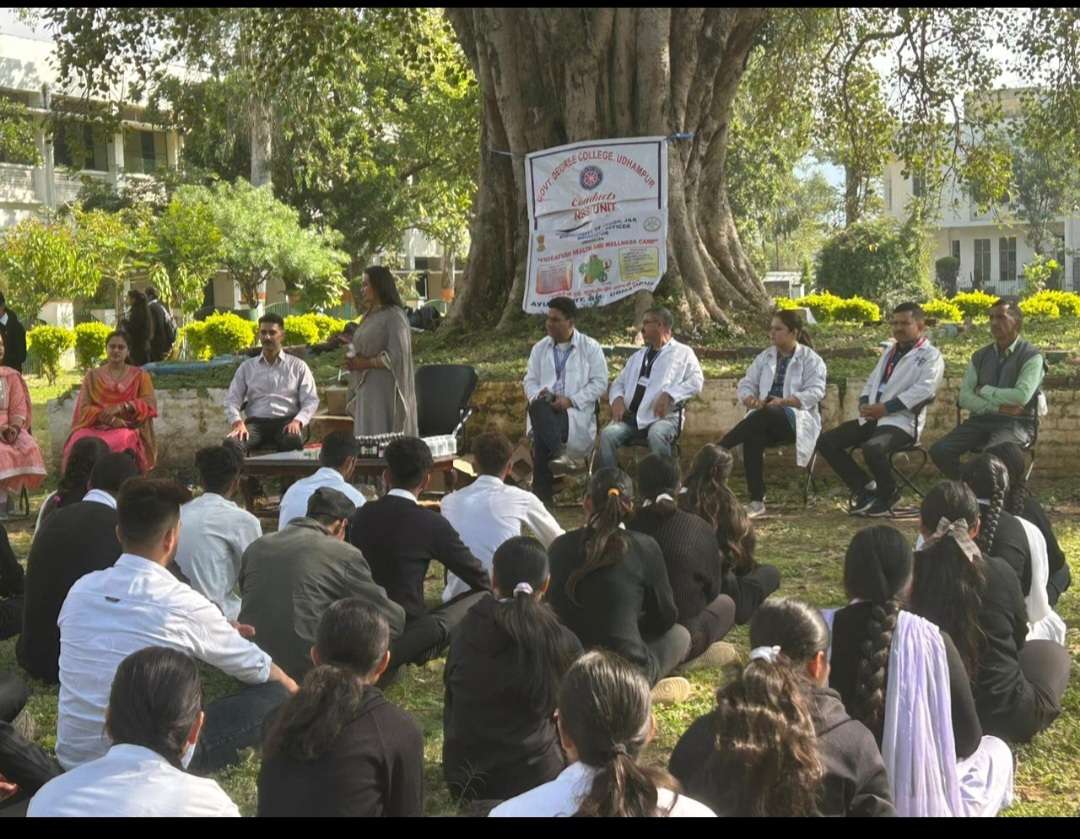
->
xmin=553 ymin=344 xmax=573 ymax=381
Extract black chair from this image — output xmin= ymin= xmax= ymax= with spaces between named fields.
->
xmin=415 ymin=364 xmax=478 ymax=445
xmin=954 ymin=392 xmax=1041 ymax=480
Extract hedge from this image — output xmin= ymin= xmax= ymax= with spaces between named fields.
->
xmin=950 ymin=290 xmax=999 ymax=320
xmin=74 ymin=322 xmax=114 ymax=370
xmin=28 ymin=325 xmax=75 ymax=384
xmin=774 ymin=292 xmax=880 ymax=323
xmin=284 ymin=314 xmax=320 ymax=347
xmin=182 ymin=313 xmax=257 ymax=360
xmin=922 ymin=299 xmax=963 ymax=322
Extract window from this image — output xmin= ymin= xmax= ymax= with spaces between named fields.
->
xmin=951 ymin=240 xmax=961 ymax=261
xmin=53 ymin=121 xmax=109 ymax=172
xmin=999 ymin=237 xmax=1016 ymax=285
xmin=912 ymin=171 xmax=926 ymax=198
xmin=122 ymin=128 xmax=166 ymax=174
xmin=974 ymin=239 xmax=991 ymax=288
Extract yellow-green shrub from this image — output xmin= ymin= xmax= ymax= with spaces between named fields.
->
xmin=180 ymin=320 xmax=210 ymax=360
xmin=922 ymin=298 xmax=963 ymax=322
xmin=201 ymin=313 xmax=257 ymax=358
xmin=307 ymin=312 xmax=348 ymax=343
xmin=831 ymin=296 xmax=881 ymax=323
xmin=951 ymin=290 xmax=999 ymax=320
xmin=793 ymin=292 xmax=845 ymax=322
xmin=74 ymin=322 xmax=113 ymax=370
xmin=1018 ymin=296 xmax=1060 ymax=322
xmin=284 ymin=314 xmax=320 ymax=347
xmin=28 ymin=325 xmax=75 ymax=384
xmin=1026 ymin=289 xmax=1080 ymax=318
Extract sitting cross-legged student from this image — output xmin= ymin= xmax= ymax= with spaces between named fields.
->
xmin=55 ymin=478 xmax=299 ymax=774
xmin=0 ymin=524 xmax=22 ymax=641
xmin=443 ymin=536 xmax=582 ymax=806
xmin=350 ymin=437 xmax=491 ymax=670
xmin=17 ymin=451 xmax=141 ymax=684
xmin=547 ymin=468 xmax=691 ymax=703
xmin=239 ymin=486 xmax=405 ymax=682
xmin=0 ymin=670 xmax=62 ymax=815
xmin=33 ymin=436 xmax=109 ymax=537
xmin=28 ymin=647 xmax=239 ymax=817
xmin=258 ymin=599 xmax=424 ymax=817
xmin=828 ymin=525 xmax=1014 ymax=816
xmin=679 ymin=444 xmax=781 ymax=625
xmin=490 ymin=650 xmax=715 ymax=817
xmin=909 ymin=481 xmax=1071 ymax=744
xmin=629 ymin=453 xmax=738 ymax=669
xmin=277 ymin=430 xmax=366 ymax=532
xmin=669 ymin=598 xmax=895 ymax=817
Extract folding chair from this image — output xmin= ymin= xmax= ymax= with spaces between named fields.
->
xmin=954 ymin=392 xmax=1041 ymax=481
xmin=415 ymin=364 xmax=479 ymax=446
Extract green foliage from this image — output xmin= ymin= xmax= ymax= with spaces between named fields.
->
xmin=0 ymin=218 xmax=102 ymax=322
xmin=1019 ymin=296 xmax=1060 ymax=321
xmin=275 ymin=226 xmax=349 ymax=311
xmin=28 ymin=325 xmax=75 ymax=384
xmin=816 ymin=216 xmax=933 ymax=311
xmin=922 ymin=298 xmax=963 ymax=322
xmin=73 ymin=322 xmax=113 ymax=370
xmin=71 ymin=204 xmax=155 ymax=313
xmin=283 ymin=314 xmax=320 ymax=346
xmin=153 ymin=188 xmax=225 ymax=315
xmin=951 ymin=290 xmax=1000 ymax=320
xmin=179 ymin=320 xmax=210 ymax=360
xmin=0 ymin=97 xmax=42 ymax=165
xmin=200 ymin=312 xmax=257 ymax=358
xmin=773 ymin=296 xmax=799 ymax=311
xmin=1021 ymin=255 xmax=1060 ymax=297
xmin=789 ymin=292 xmax=879 ymax=323
xmin=1026 ymin=289 xmax=1080 ymax=318
xmin=831 ymin=296 xmax=881 ymax=323
xmin=935 ymin=256 xmax=960 ymax=294
xmin=307 ymin=313 xmax=348 ymax=342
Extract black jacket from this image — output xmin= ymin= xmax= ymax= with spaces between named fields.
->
xmin=829 ymin=602 xmax=982 ymax=759
xmin=1022 ymin=496 xmax=1066 ymax=575
xmin=258 ymin=686 xmax=424 ymax=817
xmin=669 ymin=685 xmax=895 ymax=817
xmin=442 ymin=594 xmax=582 ymax=802
xmin=981 ymin=506 xmax=1033 ymax=595
xmin=16 ymin=499 xmax=121 ymax=683
xmin=147 ymin=299 xmax=173 ymax=362
xmin=349 ymin=494 xmax=490 ymax=621
xmin=0 ymin=309 xmax=26 ymax=372
xmin=547 ymin=527 xmax=678 ymax=684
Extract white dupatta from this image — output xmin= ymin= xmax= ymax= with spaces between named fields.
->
xmin=1016 ymin=517 xmax=1067 ymax=645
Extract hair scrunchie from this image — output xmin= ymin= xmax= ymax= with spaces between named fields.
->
xmin=607 ymin=487 xmax=621 ymax=498
xmin=513 ymin=581 xmax=534 ymax=597
xmin=748 ymin=645 xmax=782 ymax=664
xmin=921 ymin=516 xmax=981 ymax=563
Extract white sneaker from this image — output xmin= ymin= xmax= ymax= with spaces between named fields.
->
xmin=745 ymin=500 xmax=766 ymax=519
xmin=651 ymin=676 xmax=692 ymax=705
xmin=549 ymin=453 xmax=585 ymax=477
xmin=679 ymin=641 xmax=739 ymax=673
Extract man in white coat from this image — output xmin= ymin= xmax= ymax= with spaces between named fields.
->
xmin=523 ymin=297 xmax=609 ymax=506
xmin=599 ymin=307 xmax=703 ymax=470
xmin=816 ymin=302 xmax=944 ymax=517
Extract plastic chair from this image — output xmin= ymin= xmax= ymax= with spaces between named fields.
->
xmin=415 ymin=364 xmax=479 ymax=444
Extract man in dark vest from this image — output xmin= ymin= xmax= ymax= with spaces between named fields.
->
xmin=0 ymin=293 xmax=27 ymax=373
xmin=930 ymin=298 xmax=1045 ymax=479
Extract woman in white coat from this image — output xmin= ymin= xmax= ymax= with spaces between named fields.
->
xmin=523 ymin=297 xmax=609 ymax=505
xmin=721 ymin=309 xmax=827 ymax=518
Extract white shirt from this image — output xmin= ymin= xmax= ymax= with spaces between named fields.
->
xmin=28 ymin=744 xmax=240 ymax=817
xmin=56 ymin=553 xmax=273 ymax=770
xmin=82 ymin=489 xmax=117 ymax=509
xmin=387 ymin=488 xmax=418 ymax=503
xmin=440 ymin=475 xmax=564 ymax=602
xmin=278 ymin=467 xmax=366 ymax=531
xmin=176 ymin=492 xmax=263 ymax=621
xmin=490 ymin=761 xmax=716 ymax=817
xmin=223 ymin=351 xmax=320 ymax=426
xmin=608 ymin=338 xmax=704 ymax=429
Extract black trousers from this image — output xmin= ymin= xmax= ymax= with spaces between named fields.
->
xmin=389 ymin=590 xmax=489 ymax=670
xmin=225 ymin=415 xmax=304 ymax=455
xmin=528 ymin=400 xmax=569 ymax=505
xmin=719 ymin=406 xmax=795 ymax=502
xmin=984 ymin=639 xmax=1072 ymax=743
xmin=929 ymin=414 xmax=1034 ymax=480
xmin=0 ymin=672 xmax=62 ymax=810
xmin=645 ymin=623 xmax=692 ymax=684
xmin=682 ymin=593 xmax=737 ymax=661
xmin=1047 ymin=565 xmax=1072 ymax=608
xmin=0 ymin=596 xmax=19 ymax=642
xmin=814 ymin=419 xmax=914 ymax=499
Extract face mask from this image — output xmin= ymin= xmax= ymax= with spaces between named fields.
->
xmin=180 ymin=741 xmax=197 ymax=770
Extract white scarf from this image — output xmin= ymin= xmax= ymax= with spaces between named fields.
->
xmin=1016 ymin=516 xmax=1067 ymax=645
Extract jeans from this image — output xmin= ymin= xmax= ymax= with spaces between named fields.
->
xmin=645 ymin=623 xmax=692 ymax=684
xmin=814 ymin=419 xmax=914 ymax=500
xmin=528 ymin=400 xmax=570 ymax=505
xmin=224 ymin=415 xmax=304 ymax=455
xmin=388 ymin=591 xmax=489 ymax=670
xmin=190 ymin=680 xmax=291 ymax=775
xmin=929 ymin=414 xmax=1034 ymax=480
xmin=598 ymin=414 xmax=679 ymax=471
xmin=719 ymin=406 xmax=796 ymax=502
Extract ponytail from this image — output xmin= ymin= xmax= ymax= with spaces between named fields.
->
xmin=567 ymin=469 xmax=635 ymax=606
xmin=985 ymin=442 xmax=1028 ymax=517
xmin=636 ymin=453 xmax=680 ymax=519
xmin=960 ymin=454 xmax=1009 ymax=556
xmin=263 ymin=665 xmax=368 ymax=762
xmin=681 ymin=444 xmax=756 ymax=574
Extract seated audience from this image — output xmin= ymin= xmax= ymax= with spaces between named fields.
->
xmin=443 ymin=537 xmax=582 ymax=804
xmin=63 ymin=330 xmax=158 ymax=472
xmin=28 ymin=647 xmax=239 ymax=817
xmin=258 ymin=599 xmax=423 ymax=817
xmin=16 ymin=452 xmax=140 ymax=683
xmin=55 ymin=478 xmax=298 ymax=772
xmin=223 ymin=313 xmax=319 ymax=454
xmin=0 ymin=669 xmax=61 ymax=814
xmin=960 ymin=453 xmax=1034 ymax=596
xmin=629 ymin=453 xmax=737 ymax=668
xmin=175 ymin=445 xmax=263 ymax=620
xmin=828 ymin=526 xmax=1013 ymax=816
xmin=0 ymin=525 xmax=22 ymax=640
xmin=721 ymin=309 xmax=827 ymax=518
xmin=34 ymin=436 xmax=109 ymax=536
xmin=598 ymin=307 xmax=703 ymax=470
xmin=350 ymin=437 xmax=491 ymax=669
xmin=669 ymin=598 xmax=895 ymax=816
xmin=0 ymin=331 xmax=46 ymax=517
xmin=240 ymin=487 xmax=405 ymax=681
xmin=679 ymin=444 xmax=781 ymax=624
xmin=490 ymin=650 xmax=715 ymax=817
xmin=987 ymin=441 xmax=1071 ymax=604
xmin=277 ymin=430 xmax=366 ymax=531
xmin=815 ymin=302 xmax=943 ymax=516
xmin=930 ymin=299 xmax=1045 ymax=479
xmin=440 ymin=431 xmax=563 ymax=603
xmin=910 ymin=481 xmax=1071 ymax=743
xmin=547 ymin=468 xmax=690 ymax=700
xmin=522 ymin=296 xmax=609 ymax=503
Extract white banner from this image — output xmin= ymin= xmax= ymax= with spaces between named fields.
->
xmin=522 ymin=136 xmax=668 ymax=314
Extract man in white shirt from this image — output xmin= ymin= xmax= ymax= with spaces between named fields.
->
xmin=523 ymin=296 xmax=609 ymax=506
xmin=175 ymin=445 xmax=263 ymax=620
xmin=56 ymin=477 xmax=298 ymax=773
xmin=441 ymin=431 xmax=563 ymax=602
xmin=599 ymin=307 xmax=704 ymax=470
xmin=223 ymin=312 xmax=320 ymax=454
xmin=278 ymin=430 xmax=366 ymax=530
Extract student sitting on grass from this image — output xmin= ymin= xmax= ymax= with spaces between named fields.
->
xmin=490 ymin=650 xmax=715 ymax=817
xmin=669 ymin=598 xmax=895 ymax=817
xmin=443 ymin=536 xmax=582 ymax=806
xmin=258 ymin=598 xmax=424 ymax=817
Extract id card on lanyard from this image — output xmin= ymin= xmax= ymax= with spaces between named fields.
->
xmin=637 ymin=346 xmax=661 ymax=388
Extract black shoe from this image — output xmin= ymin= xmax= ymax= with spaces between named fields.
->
xmin=866 ymin=492 xmax=901 ymax=518
xmin=849 ymin=488 xmax=877 ymax=516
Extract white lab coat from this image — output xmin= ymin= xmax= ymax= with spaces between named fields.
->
xmin=524 ymin=329 xmax=609 ymax=457
xmin=859 ymin=338 xmax=945 ymax=440
xmin=608 ymin=338 xmax=704 ymax=430
xmin=736 ymin=343 xmax=827 ymax=467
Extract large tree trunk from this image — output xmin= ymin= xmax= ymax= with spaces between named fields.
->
xmin=251 ymin=98 xmax=273 ymax=189
xmin=445 ymin=8 xmax=771 ymax=333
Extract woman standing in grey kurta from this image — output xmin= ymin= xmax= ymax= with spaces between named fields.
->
xmin=341 ymin=266 xmax=418 ymax=437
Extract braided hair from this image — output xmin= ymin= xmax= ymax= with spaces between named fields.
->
xmin=566 ymin=468 xmax=635 ymax=606
xmin=680 ymin=444 xmax=756 ymax=575
xmin=842 ymin=526 xmax=913 ymax=740
xmin=960 ymin=454 xmax=1009 ymax=556
xmin=985 ymin=442 xmax=1028 ymax=517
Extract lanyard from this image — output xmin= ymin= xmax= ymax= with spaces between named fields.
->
xmin=552 ymin=343 xmax=573 ymax=381
xmin=883 ymin=336 xmax=925 ymax=383
xmin=640 ymin=346 xmax=661 ymax=380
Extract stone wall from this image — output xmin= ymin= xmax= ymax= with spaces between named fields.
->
xmin=46 ymin=376 xmax=1080 ymax=477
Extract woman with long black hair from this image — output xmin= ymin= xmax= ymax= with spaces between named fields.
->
xmin=120 ymin=289 xmax=154 ymax=367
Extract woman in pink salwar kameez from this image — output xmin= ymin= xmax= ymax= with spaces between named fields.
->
xmin=62 ymin=330 xmax=158 ymax=472
xmin=0 ymin=332 xmax=46 ymax=513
